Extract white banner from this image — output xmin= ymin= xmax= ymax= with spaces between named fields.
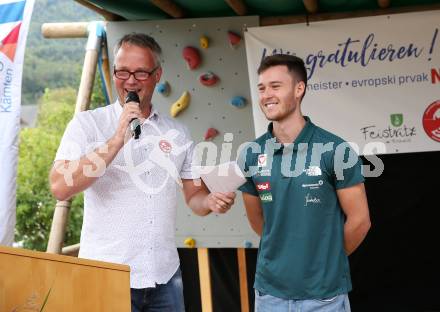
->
xmin=0 ymin=0 xmax=34 ymax=245
xmin=245 ymin=10 xmax=440 ymax=155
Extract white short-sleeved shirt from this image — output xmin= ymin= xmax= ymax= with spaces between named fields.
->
xmin=55 ymin=101 xmax=198 ymax=288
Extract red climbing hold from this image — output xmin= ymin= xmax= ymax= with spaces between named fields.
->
xmin=228 ymin=31 xmax=241 ymax=48
xmin=199 ymin=72 xmax=219 ymax=87
xmin=204 ymin=128 xmax=219 ymax=141
xmin=182 ymin=46 xmax=201 ymax=70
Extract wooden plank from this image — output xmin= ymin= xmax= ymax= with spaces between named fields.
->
xmin=197 ymin=248 xmax=213 ymax=312
xmin=150 ymin=0 xmax=185 ymax=18
xmin=237 ymin=248 xmax=249 ymax=312
xmin=224 ymin=0 xmax=247 ymax=16
xmin=75 ymin=0 xmax=124 ymax=21
xmin=377 ymin=0 xmax=391 ymax=9
xmin=0 ymin=246 xmax=129 ymax=272
xmin=303 ymin=0 xmax=318 ymax=14
xmin=0 ymin=246 xmax=130 ymax=312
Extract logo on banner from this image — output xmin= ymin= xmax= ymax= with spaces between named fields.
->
xmin=390 ymin=114 xmax=403 ymax=127
xmin=0 ymin=23 xmax=21 ymax=62
xmin=360 ymin=113 xmax=417 ymax=144
xmin=256 ymin=182 xmax=271 ymax=192
xmin=1 ymin=1 xmax=27 ymax=113
xmin=0 ymin=1 xmax=25 ymax=62
xmin=422 ymin=100 xmax=440 ymax=143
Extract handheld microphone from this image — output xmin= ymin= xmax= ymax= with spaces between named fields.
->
xmin=125 ymin=91 xmax=141 ymax=139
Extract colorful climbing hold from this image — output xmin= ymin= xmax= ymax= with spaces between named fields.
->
xmin=204 ymin=127 xmax=219 ymax=141
xmin=228 ymin=31 xmax=241 ymax=48
xmin=230 ymin=96 xmax=246 ymax=108
xmin=184 ymin=237 xmax=196 ymax=248
xmin=200 ymin=35 xmax=209 ymax=49
xmin=199 ymin=72 xmax=219 ymax=87
xmin=182 ymin=46 xmax=201 ymax=70
xmin=156 ymin=81 xmax=170 ymax=96
xmin=170 ymin=91 xmax=190 ymax=117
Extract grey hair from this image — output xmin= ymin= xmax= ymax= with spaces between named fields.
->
xmin=113 ymin=33 xmax=162 ymax=66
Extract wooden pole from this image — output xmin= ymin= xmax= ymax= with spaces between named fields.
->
xmin=61 ymin=243 xmax=80 ymax=257
xmin=197 ymin=248 xmax=213 ymax=312
xmin=101 ymin=40 xmax=113 ymax=103
xmin=46 ymin=23 xmax=102 ymax=254
xmin=75 ymin=49 xmax=99 ymax=113
xmin=237 ymin=248 xmax=249 ymax=312
xmin=41 ymin=22 xmax=89 ymax=38
xmin=46 ymin=200 xmax=72 ymax=253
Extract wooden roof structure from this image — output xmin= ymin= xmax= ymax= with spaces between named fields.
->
xmin=76 ymin=0 xmax=440 ymax=25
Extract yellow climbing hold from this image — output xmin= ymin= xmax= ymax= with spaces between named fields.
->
xmin=200 ymin=35 xmax=209 ymax=49
xmin=170 ymin=91 xmax=190 ymax=117
xmin=184 ymin=237 xmax=196 ymax=248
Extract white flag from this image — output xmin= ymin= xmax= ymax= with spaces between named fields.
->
xmin=0 ymin=0 xmax=35 ymax=245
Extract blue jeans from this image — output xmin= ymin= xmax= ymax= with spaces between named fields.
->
xmin=130 ymin=268 xmax=185 ymax=312
xmin=255 ymin=289 xmax=351 ymax=312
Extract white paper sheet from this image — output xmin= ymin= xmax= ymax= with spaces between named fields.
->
xmin=199 ymin=161 xmax=247 ymax=193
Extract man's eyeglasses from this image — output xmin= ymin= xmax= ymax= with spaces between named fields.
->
xmin=113 ymin=66 xmax=158 ymax=81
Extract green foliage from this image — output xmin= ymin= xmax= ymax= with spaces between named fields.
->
xmin=22 ymin=0 xmax=102 ymax=104
xmin=16 ymin=88 xmax=84 ymax=251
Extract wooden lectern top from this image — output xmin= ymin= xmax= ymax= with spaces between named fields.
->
xmin=0 ymin=245 xmax=131 ymax=312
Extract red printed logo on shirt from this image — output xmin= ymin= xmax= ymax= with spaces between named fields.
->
xmin=159 ymin=140 xmax=172 ymax=153
xmin=257 ymin=154 xmax=267 ymax=167
xmin=256 ymin=182 xmax=271 ymax=192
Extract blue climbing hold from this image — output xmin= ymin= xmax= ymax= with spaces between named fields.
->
xmin=230 ymin=96 xmax=246 ymax=108
xmin=244 ymin=240 xmax=252 ymax=248
xmin=156 ymin=81 xmax=170 ymax=96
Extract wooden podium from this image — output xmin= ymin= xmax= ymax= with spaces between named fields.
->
xmin=0 ymin=245 xmax=131 ymax=311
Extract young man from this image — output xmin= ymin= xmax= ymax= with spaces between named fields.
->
xmin=239 ymin=54 xmax=371 ymax=311
xmin=49 ymin=33 xmax=235 ymax=312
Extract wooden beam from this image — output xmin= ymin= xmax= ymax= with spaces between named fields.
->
xmin=237 ymin=248 xmax=249 ymax=312
xmin=303 ymin=0 xmax=318 ymax=14
xmin=42 ymin=22 xmax=89 ymax=38
xmin=377 ymin=0 xmax=391 ymax=9
xmin=224 ymin=0 xmax=247 ymax=16
xmin=75 ymin=0 xmax=124 ymax=21
xmin=101 ymin=42 xmax=114 ymax=103
xmin=76 ymin=49 xmax=99 ymax=113
xmin=149 ymin=0 xmax=185 ymax=18
xmin=46 ymin=200 xmax=72 ymax=254
xmin=261 ymin=3 xmax=440 ymax=26
xmin=197 ymin=248 xmax=213 ymax=312
xmin=61 ymin=243 xmax=80 ymax=257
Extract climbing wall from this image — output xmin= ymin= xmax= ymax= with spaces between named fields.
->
xmin=106 ymin=16 xmax=259 ymax=248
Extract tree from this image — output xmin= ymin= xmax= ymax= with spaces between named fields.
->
xmin=22 ymin=0 xmax=101 ymax=104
